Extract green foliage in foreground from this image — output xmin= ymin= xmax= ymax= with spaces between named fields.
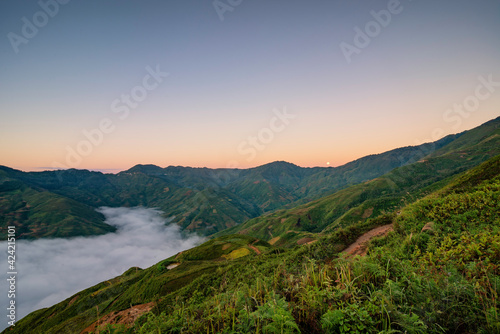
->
xmin=7 ymin=155 xmax=500 ymax=334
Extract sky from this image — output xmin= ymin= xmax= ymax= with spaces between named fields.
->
xmin=0 ymin=0 xmax=499 ymax=171
xmin=0 ymin=207 xmax=203 ymax=330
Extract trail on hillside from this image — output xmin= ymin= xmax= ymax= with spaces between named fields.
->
xmin=82 ymin=302 xmax=155 ymax=333
xmin=343 ymin=224 xmax=393 ymax=257
xmin=248 ymin=244 xmax=262 ymax=255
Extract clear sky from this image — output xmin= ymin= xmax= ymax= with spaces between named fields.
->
xmin=1 ymin=0 xmax=499 ymax=172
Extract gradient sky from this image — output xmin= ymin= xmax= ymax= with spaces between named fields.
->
xmin=1 ymin=0 xmax=499 ymax=172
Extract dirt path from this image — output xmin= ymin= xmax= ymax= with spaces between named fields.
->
xmin=248 ymin=244 xmax=261 ymax=255
xmin=343 ymin=224 xmax=393 ymax=257
xmin=81 ymin=302 xmax=155 ymax=333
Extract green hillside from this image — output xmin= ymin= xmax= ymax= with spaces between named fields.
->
xmin=8 ymin=154 xmax=499 ymax=333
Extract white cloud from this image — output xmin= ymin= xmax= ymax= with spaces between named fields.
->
xmin=0 ymin=207 xmax=204 ymax=330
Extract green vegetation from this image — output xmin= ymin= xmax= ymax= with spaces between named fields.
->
xmin=7 ymin=153 xmax=500 ymax=333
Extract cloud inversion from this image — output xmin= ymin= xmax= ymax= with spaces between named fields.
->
xmin=0 ymin=207 xmax=204 ymax=330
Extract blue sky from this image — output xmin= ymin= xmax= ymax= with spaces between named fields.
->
xmin=1 ymin=0 xmax=499 ymax=171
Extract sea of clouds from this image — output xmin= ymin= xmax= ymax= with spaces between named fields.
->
xmin=0 ymin=207 xmax=203 ymax=330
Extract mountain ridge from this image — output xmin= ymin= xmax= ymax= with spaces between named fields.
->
xmin=216 ymin=116 xmax=500 ymax=246
xmin=1 ymin=117 xmax=498 ymax=239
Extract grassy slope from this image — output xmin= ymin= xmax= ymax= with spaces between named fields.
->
xmin=7 ymin=154 xmax=499 ymax=333
xmin=7 ymin=234 xmax=271 ymax=334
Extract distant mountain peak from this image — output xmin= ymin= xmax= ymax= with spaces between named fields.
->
xmin=256 ymin=161 xmax=300 ymax=169
xmin=124 ymin=164 xmax=163 ymax=174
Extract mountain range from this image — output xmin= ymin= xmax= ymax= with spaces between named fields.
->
xmin=4 ymin=116 xmax=500 ymax=333
xmin=0 ymin=126 xmax=468 ymax=239
xmin=216 ymin=116 xmax=500 ymax=246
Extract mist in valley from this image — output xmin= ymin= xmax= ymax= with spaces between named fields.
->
xmin=0 ymin=207 xmax=203 ymax=329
